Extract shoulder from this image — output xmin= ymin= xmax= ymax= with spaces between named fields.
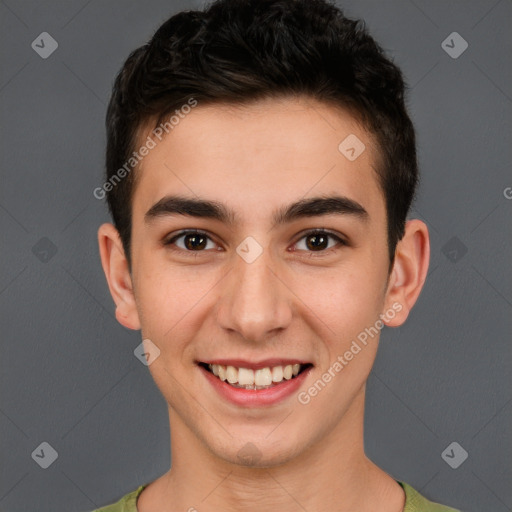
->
xmin=398 ymin=481 xmax=461 ymax=512
xmin=92 ymin=485 xmax=147 ymax=512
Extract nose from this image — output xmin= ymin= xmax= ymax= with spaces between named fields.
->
xmin=215 ymin=243 xmax=293 ymax=343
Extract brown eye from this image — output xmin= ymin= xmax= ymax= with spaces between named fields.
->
xmin=183 ymin=233 xmax=208 ymax=250
xmin=305 ymin=232 xmax=329 ymax=251
xmin=164 ymin=230 xmax=216 ymax=252
xmin=293 ymin=230 xmax=346 ymax=253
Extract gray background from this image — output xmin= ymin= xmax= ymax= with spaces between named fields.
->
xmin=0 ymin=1 xmax=510 ymax=511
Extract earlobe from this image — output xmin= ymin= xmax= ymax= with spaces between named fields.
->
xmin=383 ymin=219 xmax=430 ymax=327
xmin=97 ymin=223 xmax=141 ymax=331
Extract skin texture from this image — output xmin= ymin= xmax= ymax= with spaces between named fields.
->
xmin=98 ymin=96 xmax=430 ymax=512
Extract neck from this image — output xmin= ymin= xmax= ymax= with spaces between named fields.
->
xmin=138 ymin=387 xmax=405 ymax=512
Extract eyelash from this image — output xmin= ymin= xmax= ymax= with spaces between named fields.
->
xmin=163 ymin=229 xmax=347 ymax=257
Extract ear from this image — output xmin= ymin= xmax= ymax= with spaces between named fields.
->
xmin=97 ymin=223 xmax=141 ymax=330
xmin=382 ymin=219 xmax=430 ymax=327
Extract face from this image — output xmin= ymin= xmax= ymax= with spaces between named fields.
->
xmin=101 ymin=96 xmax=423 ymax=468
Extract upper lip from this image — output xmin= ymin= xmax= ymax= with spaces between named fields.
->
xmin=199 ymin=359 xmax=312 ymax=370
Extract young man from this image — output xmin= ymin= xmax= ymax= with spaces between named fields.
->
xmin=94 ymin=0 xmax=459 ymax=510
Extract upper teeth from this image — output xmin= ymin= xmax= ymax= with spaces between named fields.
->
xmin=209 ymin=364 xmax=301 ymax=386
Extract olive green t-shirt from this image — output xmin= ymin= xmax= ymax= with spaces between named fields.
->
xmin=93 ymin=480 xmax=460 ymax=511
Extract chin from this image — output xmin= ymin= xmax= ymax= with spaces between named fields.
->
xmin=210 ymin=434 xmax=306 ymax=469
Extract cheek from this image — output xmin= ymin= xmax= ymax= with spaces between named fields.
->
xmin=134 ymin=265 xmax=191 ymax=340
xmin=308 ymin=261 xmax=385 ymax=339
xmin=134 ymin=263 xmax=221 ymax=358
xmin=299 ymin=267 xmax=384 ymax=417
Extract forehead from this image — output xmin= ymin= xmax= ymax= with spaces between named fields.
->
xmin=132 ymin=96 xmax=384 ymax=225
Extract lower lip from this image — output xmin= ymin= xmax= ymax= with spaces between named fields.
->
xmin=199 ymin=365 xmax=312 ymax=407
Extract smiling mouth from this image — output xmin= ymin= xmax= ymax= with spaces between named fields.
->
xmin=199 ymin=362 xmax=313 ymax=390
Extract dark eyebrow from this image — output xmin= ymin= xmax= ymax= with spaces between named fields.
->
xmin=271 ymin=195 xmax=368 ymax=227
xmin=145 ymin=195 xmax=238 ymax=224
xmin=145 ymin=194 xmax=369 ymax=227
